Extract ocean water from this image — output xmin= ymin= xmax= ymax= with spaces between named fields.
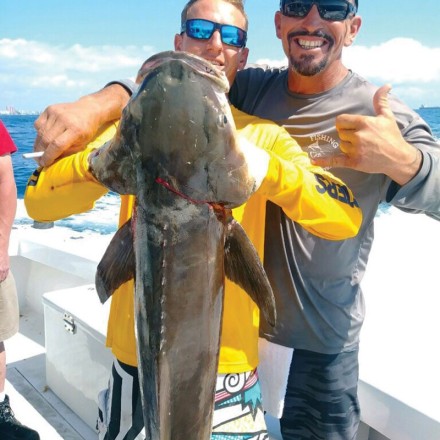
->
xmin=1 ymin=114 xmax=120 ymax=235
xmin=2 ymin=108 xmax=440 ymax=234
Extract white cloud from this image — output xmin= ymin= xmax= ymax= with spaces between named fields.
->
xmin=344 ymin=38 xmax=440 ymax=84
xmin=0 ymin=38 xmax=154 ymax=73
xmin=29 ymin=74 xmax=87 ymax=89
xmin=253 ymin=57 xmax=288 ymax=69
xmin=0 ymin=38 xmax=156 ymax=112
xmin=255 ymin=37 xmax=440 ymax=108
xmin=1 ymin=37 xmax=439 ymax=112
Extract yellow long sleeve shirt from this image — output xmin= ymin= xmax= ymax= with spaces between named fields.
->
xmin=25 ymin=106 xmax=361 ymax=372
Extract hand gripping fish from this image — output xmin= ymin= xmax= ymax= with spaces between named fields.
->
xmin=89 ymin=51 xmax=275 ymax=440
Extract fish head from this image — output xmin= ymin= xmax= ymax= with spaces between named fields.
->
xmin=130 ymin=51 xmax=258 ymax=208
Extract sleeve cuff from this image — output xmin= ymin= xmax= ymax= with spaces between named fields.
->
xmin=386 ymin=149 xmax=429 ymax=203
xmin=104 ymin=79 xmax=137 ymax=96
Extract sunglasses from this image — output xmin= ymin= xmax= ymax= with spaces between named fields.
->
xmin=280 ymin=0 xmax=357 ymax=21
xmin=181 ymin=19 xmax=247 ymax=48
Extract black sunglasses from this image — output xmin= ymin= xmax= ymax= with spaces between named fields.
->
xmin=181 ymin=19 xmax=247 ymax=48
xmin=280 ymin=0 xmax=357 ymax=21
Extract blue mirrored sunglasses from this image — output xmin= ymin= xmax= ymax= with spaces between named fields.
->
xmin=181 ymin=19 xmax=247 ymax=48
xmin=280 ymin=0 xmax=357 ymax=21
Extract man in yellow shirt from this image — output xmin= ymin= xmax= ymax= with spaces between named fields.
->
xmin=26 ymin=1 xmax=361 ymax=438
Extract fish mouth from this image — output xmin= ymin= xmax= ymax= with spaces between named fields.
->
xmin=178 ymin=55 xmax=229 ymax=92
xmin=137 ymin=51 xmax=230 ymax=94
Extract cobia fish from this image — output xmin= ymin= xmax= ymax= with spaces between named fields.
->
xmin=89 ymin=50 xmax=275 ymax=440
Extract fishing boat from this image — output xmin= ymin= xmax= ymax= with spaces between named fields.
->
xmin=418 ymin=105 xmax=440 ymax=110
xmin=6 ymin=205 xmax=440 ymax=439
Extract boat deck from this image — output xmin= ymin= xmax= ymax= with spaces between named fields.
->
xmin=6 ymin=206 xmax=440 ymax=440
xmin=6 ymin=311 xmax=97 ymax=439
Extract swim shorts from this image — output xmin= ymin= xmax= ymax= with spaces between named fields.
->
xmin=97 ymin=358 xmax=268 ymax=440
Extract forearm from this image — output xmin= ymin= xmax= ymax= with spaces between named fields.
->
xmin=34 ymin=82 xmax=133 ymax=166
xmin=388 ymin=149 xmax=440 ymax=215
xmin=259 ymin=153 xmax=362 ymax=240
xmin=385 ymin=142 xmax=423 ymax=186
xmin=0 ymin=204 xmax=15 ymax=256
xmin=88 ymin=83 xmax=132 ymax=127
xmin=0 ymin=164 xmax=17 ymax=271
xmin=25 ymin=147 xmax=108 ymax=222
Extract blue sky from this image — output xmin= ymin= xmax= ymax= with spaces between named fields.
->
xmin=1 ymin=0 xmax=440 ymax=112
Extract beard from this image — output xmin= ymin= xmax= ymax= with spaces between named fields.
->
xmin=287 ymin=30 xmax=334 ymax=77
xmin=289 ymin=53 xmax=329 ymax=76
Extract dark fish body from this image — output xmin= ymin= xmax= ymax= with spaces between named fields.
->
xmin=90 ymin=51 xmax=275 ymax=440
xmin=135 ymin=199 xmax=224 ymax=439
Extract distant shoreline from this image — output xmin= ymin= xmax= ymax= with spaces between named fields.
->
xmin=418 ymin=105 xmax=440 ymax=110
xmin=0 ymin=112 xmax=40 ymax=116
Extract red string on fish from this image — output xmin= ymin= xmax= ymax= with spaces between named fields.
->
xmin=155 ymin=177 xmax=227 ymax=220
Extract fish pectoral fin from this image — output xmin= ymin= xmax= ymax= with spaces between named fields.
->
xmin=95 ymin=219 xmax=135 ymax=303
xmin=224 ymin=219 xmax=276 ymax=327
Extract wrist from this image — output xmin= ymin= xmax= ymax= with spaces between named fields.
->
xmin=410 ymin=148 xmax=423 ymax=168
xmin=406 ymin=147 xmax=423 ymax=179
xmin=393 ymin=147 xmax=423 ymax=186
xmin=85 ymin=85 xmax=130 ymax=128
xmin=105 ymin=79 xmax=136 ymax=96
xmin=102 ymin=83 xmax=132 ymax=118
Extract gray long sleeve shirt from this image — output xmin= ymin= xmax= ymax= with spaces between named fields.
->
xmin=230 ymin=68 xmax=440 ymax=354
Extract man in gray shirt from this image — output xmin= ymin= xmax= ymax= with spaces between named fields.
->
xmin=229 ymin=0 xmax=440 ymax=438
xmin=31 ymin=1 xmax=440 ymax=438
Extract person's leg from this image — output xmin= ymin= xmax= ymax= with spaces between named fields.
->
xmin=211 ymin=369 xmax=268 ymax=440
xmin=0 ymin=271 xmax=19 ymax=399
xmin=280 ymin=349 xmax=360 ymax=440
xmin=97 ymin=358 xmax=144 ymax=440
xmin=0 ymin=342 xmax=5 ymax=399
xmin=0 ymin=273 xmax=40 ymax=439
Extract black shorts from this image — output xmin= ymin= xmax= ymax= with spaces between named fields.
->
xmin=281 ymin=348 xmax=360 ymax=440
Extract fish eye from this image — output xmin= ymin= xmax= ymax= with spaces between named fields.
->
xmin=218 ymin=114 xmax=228 ymax=127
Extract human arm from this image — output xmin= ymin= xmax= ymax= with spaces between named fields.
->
xmin=235 ymin=110 xmax=362 ymax=240
xmin=312 ymin=85 xmax=423 ymax=185
xmin=34 ymin=80 xmax=134 ymax=167
xmin=264 ymin=137 xmax=361 ymax=240
xmin=0 ymin=154 xmax=17 ymax=281
xmin=25 ymin=123 xmax=117 ymax=222
xmin=312 ymin=85 xmax=440 ymax=217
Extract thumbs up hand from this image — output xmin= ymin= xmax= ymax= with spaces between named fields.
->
xmin=312 ymin=85 xmax=422 ymax=185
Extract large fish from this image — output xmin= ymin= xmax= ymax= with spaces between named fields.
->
xmin=89 ymin=50 xmax=275 ymax=440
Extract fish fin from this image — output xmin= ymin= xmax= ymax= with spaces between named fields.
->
xmin=89 ymin=118 xmax=138 ymax=195
xmin=224 ymin=219 xmax=276 ymax=326
xmin=95 ymin=219 xmax=135 ymax=303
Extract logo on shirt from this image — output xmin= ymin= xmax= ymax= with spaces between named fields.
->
xmin=315 ymin=174 xmax=359 ymax=208
xmin=307 ymin=135 xmax=340 ymax=160
xmin=26 ymin=169 xmax=41 ymax=187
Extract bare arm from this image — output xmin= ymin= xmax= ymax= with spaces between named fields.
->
xmin=312 ymin=85 xmax=423 ymax=186
xmin=34 ymin=83 xmax=131 ymax=166
xmin=0 ymin=154 xmax=17 ymax=281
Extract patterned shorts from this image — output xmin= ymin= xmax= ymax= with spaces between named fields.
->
xmin=97 ymin=359 xmax=268 ymax=440
xmin=212 ymin=369 xmax=268 ymax=440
